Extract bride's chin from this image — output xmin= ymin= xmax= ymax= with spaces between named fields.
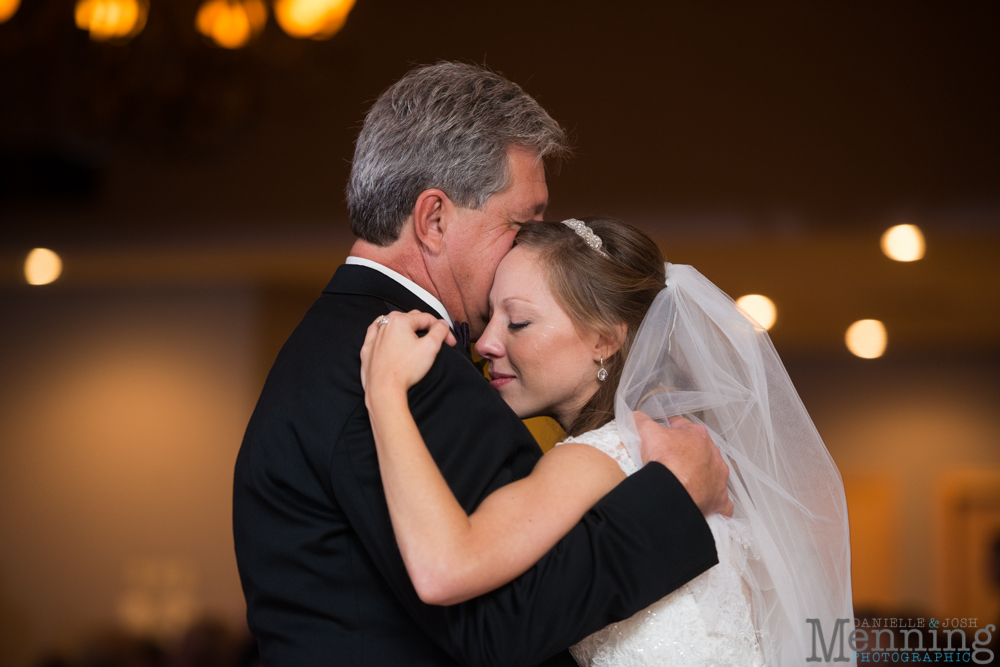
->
xmin=506 ymin=400 xmax=536 ymax=421
xmin=498 ymin=389 xmax=550 ymax=422
xmin=510 ymin=404 xmax=554 ymax=424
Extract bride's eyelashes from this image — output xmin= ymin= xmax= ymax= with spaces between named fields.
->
xmin=507 ymin=321 xmax=529 ymax=331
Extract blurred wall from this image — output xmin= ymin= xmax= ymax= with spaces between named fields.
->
xmin=787 ymin=354 xmax=1000 ymax=618
xmin=0 ymin=286 xmax=261 ymax=664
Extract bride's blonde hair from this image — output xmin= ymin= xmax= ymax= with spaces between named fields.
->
xmin=513 ymin=218 xmax=665 ymax=437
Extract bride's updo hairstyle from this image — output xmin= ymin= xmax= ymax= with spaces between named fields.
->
xmin=513 ymin=217 xmax=665 ymax=437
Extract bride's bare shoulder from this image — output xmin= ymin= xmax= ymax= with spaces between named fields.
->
xmin=552 ymin=421 xmax=638 ymax=476
xmin=534 ymin=441 xmax=626 ymax=486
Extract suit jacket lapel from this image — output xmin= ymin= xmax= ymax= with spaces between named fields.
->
xmin=324 ymin=264 xmax=474 ymax=363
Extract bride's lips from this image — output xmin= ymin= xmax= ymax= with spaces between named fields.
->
xmin=488 ymin=370 xmax=515 ymax=390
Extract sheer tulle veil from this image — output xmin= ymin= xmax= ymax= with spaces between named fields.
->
xmin=614 ymin=263 xmax=854 ymax=665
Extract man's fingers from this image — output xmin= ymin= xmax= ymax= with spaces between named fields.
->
xmin=635 ymin=412 xmax=695 ymax=430
xmin=711 ymin=448 xmax=733 ymax=518
xmin=712 ymin=446 xmax=728 ymax=474
xmin=634 ymin=407 xmax=734 ymax=517
xmin=633 ymin=410 xmax=660 ymax=434
xmin=720 ymin=497 xmax=735 ymax=518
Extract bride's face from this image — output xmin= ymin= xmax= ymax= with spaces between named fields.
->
xmin=474 ymin=245 xmax=604 ymax=428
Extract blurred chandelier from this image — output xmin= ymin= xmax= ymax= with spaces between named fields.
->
xmin=274 ymin=0 xmax=355 ymax=40
xmin=74 ymin=0 xmax=149 ymax=43
xmin=195 ymin=0 xmax=268 ymax=49
xmin=0 ymin=0 xmax=20 ymax=25
xmin=67 ymin=0 xmax=356 ymax=47
xmin=3 ymin=0 xmax=359 ymax=159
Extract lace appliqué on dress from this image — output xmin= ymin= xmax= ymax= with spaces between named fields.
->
xmin=555 ymin=420 xmax=639 ymax=477
xmin=555 ymin=421 xmax=765 ymax=667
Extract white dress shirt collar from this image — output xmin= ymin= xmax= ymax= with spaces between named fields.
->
xmin=345 ymin=256 xmax=454 ymax=329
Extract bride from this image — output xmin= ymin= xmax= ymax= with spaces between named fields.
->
xmin=360 ymin=217 xmax=853 ymax=666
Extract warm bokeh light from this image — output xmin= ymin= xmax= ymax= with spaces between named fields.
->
xmin=736 ymin=294 xmax=777 ymax=330
xmin=74 ymin=0 xmax=148 ymax=43
xmin=195 ymin=0 xmax=267 ymax=49
xmin=24 ymin=248 xmax=63 ymax=286
xmin=118 ymin=558 xmax=198 ymax=639
xmin=880 ymin=224 xmax=925 ymax=262
xmin=274 ymin=0 xmax=355 ymax=39
xmin=846 ymin=319 xmax=887 ymax=359
xmin=0 ymin=0 xmax=20 ymax=24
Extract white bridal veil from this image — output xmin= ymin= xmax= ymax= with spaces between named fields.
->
xmin=615 ymin=264 xmax=854 ymax=665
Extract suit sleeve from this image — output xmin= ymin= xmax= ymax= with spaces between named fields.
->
xmin=331 ymin=346 xmax=718 ymax=667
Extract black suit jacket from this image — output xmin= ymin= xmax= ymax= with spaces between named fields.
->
xmin=233 ymin=264 xmax=718 ymax=667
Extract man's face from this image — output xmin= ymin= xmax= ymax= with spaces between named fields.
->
xmin=439 ymin=147 xmax=548 ymax=339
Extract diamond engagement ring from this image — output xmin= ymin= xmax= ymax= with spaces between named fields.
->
xmin=377 ymin=316 xmax=390 ymax=326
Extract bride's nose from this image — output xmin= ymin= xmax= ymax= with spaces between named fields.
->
xmin=474 ymin=319 xmax=504 ymax=360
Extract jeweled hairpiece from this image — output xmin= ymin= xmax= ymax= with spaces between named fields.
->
xmin=561 ymin=218 xmax=609 ymax=258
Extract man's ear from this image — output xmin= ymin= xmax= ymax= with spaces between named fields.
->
xmin=412 ymin=189 xmax=449 ymax=256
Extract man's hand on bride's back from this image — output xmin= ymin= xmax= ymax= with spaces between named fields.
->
xmin=634 ymin=412 xmax=734 ymax=518
xmin=360 ymin=311 xmax=457 ymax=398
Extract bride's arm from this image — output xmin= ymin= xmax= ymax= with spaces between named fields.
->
xmin=361 ymin=311 xmax=626 ymax=606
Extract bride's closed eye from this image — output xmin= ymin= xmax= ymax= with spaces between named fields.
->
xmin=507 ymin=321 xmax=529 ymax=331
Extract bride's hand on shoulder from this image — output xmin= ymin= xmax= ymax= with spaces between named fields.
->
xmin=360 ymin=311 xmax=457 ymax=397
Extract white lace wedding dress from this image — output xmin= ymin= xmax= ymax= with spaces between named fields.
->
xmin=556 ymin=420 xmax=765 ymax=667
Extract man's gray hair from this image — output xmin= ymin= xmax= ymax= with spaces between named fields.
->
xmin=347 ymin=62 xmax=570 ymax=246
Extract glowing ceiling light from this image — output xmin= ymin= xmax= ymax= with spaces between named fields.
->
xmin=25 ymin=248 xmax=63 ymax=286
xmin=0 ymin=0 xmax=20 ymax=24
xmin=846 ymin=319 xmax=886 ymax=359
xmin=75 ymin=0 xmax=148 ymax=43
xmin=736 ymin=294 xmax=777 ymax=330
xmin=880 ymin=224 xmax=925 ymax=262
xmin=195 ymin=0 xmax=267 ymax=49
xmin=274 ymin=0 xmax=355 ymax=40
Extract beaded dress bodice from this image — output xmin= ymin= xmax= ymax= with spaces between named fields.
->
xmin=555 ymin=421 xmax=765 ymax=667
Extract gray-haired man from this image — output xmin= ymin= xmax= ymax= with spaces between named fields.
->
xmin=234 ymin=62 xmax=729 ymax=666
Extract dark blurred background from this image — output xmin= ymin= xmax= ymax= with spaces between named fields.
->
xmin=1 ymin=1 xmax=999 ymax=665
